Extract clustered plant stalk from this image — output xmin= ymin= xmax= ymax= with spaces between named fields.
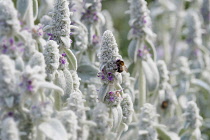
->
xmin=0 ymin=0 xmax=210 ymax=140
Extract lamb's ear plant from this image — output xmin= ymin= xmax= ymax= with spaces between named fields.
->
xmin=43 ymin=0 xmax=77 ymax=70
xmin=150 ymin=0 xmax=176 ymax=64
xmin=1 ymin=0 xmax=210 ymax=139
xmin=1 ymin=117 xmax=20 ymax=140
xmin=179 ymin=101 xmax=203 ymax=140
xmin=201 ymin=0 xmax=210 ymax=49
xmin=90 ymin=103 xmax=112 ymax=140
xmin=81 ymin=0 xmax=105 ymax=63
xmin=30 ymin=102 xmax=68 ymax=140
xmin=97 ymin=30 xmax=134 ymax=139
xmin=127 ymin=0 xmax=159 ymax=109
xmin=0 ymin=55 xmax=19 ymax=112
xmin=184 ymin=11 xmax=209 ymax=71
xmin=138 ymin=103 xmax=159 ymax=140
xmin=56 ymin=110 xmax=79 ymax=140
xmin=0 ymin=0 xmax=21 ymax=40
xmin=156 ymin=60 xmax=181 ymax=132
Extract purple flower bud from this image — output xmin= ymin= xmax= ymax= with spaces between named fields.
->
xmin=27 ymin=85 xmax=33 ymax=92
xmin=62 ymin=53 xmax=66 ymax=57
xmin=8 ymin=112 xmax=14 ymax=117
xmin=61 ymin=59 xmax=66 ymax=64
xmin=9 ymin=38 xmax=14 ymax=45
xmin=109 ymin=96 xmax=115 ymax=102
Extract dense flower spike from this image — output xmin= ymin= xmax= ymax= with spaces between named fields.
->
xmin=99 ymin=30 xmax=121 ymax=64
xmin=157 ymin=60 xmax=170 ymax=87
xmin=98 ymin=30 xmax=125 ymax=103
xmin=138 ymin=103 xmax=159 ymax=140
xmin=127 ymin=0 xmax=155 ymax=40
xmin=181 ymin=101 xmax=203 ymax=140
xmin=120 ymin=94 xmax=134 ymax=124
xmin=56 ymin=110 xmax=79 ymax=140
xmin=91 ymin=103 xmax=111 ymax=138
xmin=43 ymin=40 xmax=60 ymax=81
xmin=81 ymin=0 xmax=102 ymax=25
xmin=0 ymin=38 xmax=24 ymax=59
xmin=0 ymin=0 xmax=20 ymax=38
xmin=183 ymin=101 xmax=203 ymax=129
xmin=0 ymin=55 xmax=19 ymax=109
xmin=0 ymin=55 xmax=16 ymax=93
xmin=30 ymin=102 xmax=53 ymax=121
xmin=44 ymin=0 xmax=72 ymax=49
xmin=186 ymin=12 xmax=203 ymax=48
xmin=104 ymin=90 xmax=123 ymax=107
xmin=1 ymin=117 xmax=20 ymax=140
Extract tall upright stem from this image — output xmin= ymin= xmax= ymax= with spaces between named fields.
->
xmin=170 ymin=0 xmax=184 ymax=68
xmin=26 ymin=0 xmax=34 ymax=28
xmin=138 ymin=60 xmax=146 ymax=109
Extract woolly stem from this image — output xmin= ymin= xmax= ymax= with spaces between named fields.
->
xmin=138 ymin=60 xmax=146 ymax=109
xmin=26 ymin=0 xmax=34 ymax=28
xmin=54 ymin=91 xmax=61 ymax=111
xmin=163 ymin=32 xmax=170 ymax=64
xmin=170 ymin=0 xmax=184 ymax=68
xmin=36 ymin=124 xmax=45 ymax=140
xmin=116 ymin=123 xmax=127 ymax=140
xmin=88 ymin=47 xmax=96 ymax=63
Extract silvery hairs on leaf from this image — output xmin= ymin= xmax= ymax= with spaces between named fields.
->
xmin=43 ymin=40 xmax=60 ymax=81
xmin=0 ymin=0 xmax=20 ymax=38
xmin=1 ymin=117 xmax=20 ymax=140
xmin=56 ymin=110 xmax=79 ymax=140
xmin=138 ymin=103 xmax=159 ymax=140
xmin=44 ymin=0 xmax=72 ymax=49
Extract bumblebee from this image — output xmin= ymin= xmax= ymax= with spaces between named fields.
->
xmin=161 ymin=100 xmax=169 ymax=109
xmin=115 ymin=59 xmax=128 ymax=73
